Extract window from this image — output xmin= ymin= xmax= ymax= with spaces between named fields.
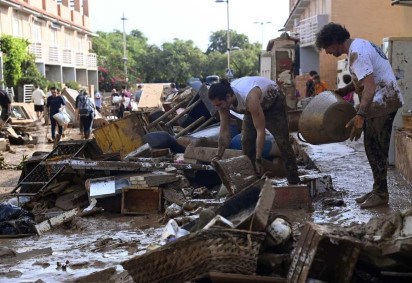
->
xmin=77 ymin=35 xmax=83 ymax=51
xmin=13 ymin=17 xmax=21 ymax=37
xmin=50 ymin=29 xmax=57 ymax=46
xmin=65 ymin=31 xmax=73 ymax=48
xmin=32 ymin=23 xmax=42 ymax=42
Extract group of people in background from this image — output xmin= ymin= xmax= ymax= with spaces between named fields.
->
xmin=24 ymin=85 xmax=100 ymax=144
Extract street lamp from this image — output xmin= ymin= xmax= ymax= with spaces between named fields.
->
xmin=254 ymin=21 xmax=272 ymax=50
xmin=215 ymin=0 xmax=232 ymax=79
xmin=121 ymin=12 xmax=128 ymax=82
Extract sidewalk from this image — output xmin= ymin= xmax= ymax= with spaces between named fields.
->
xmin=294 ymin=133 xmax=412 ymax=226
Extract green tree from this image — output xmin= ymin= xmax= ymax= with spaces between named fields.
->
xmin=159 ymin=39 xmax=207 ymax=84
xmin=92 ymin=28 xmax=261 ymax=85
xmin=0 ymin=35 xmax=32 ymax=87
xmin=206 ymin=30 xmax=251 ymax=54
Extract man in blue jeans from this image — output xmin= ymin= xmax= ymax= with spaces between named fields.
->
xmin=46 ymin=87 xmax=65 ymax=143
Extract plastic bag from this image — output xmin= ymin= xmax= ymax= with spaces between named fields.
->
xmin=53 ymin=112 xmax=70 ymax=126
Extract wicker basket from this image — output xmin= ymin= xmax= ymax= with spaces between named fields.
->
xmin=402 ymin=113 xmax=412 ymax=130
xmin=121 ymin=228 xmax=265 ymax=283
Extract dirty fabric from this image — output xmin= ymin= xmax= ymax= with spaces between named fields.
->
xmin=363 ymin=111 xmax=397 ymax=194
xmin=143 ymin=131 xmax=186 ymax=153
xmin=0 ymin=203 xmax=36 ymax=235
xmin=241 ymin=94 xmax=299 ymax=184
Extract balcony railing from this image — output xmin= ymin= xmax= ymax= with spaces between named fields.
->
xmin=29 ymin=42 xmax=43 ymax=59
xmin=296 ymin=14 xmax=328 ymax=47
xmin=29 ymin=42 xmax=97 ymax=68
xmin=49 ymin=46 xmax=59 ymax=62
xmin=87 ymin=54 xmax=97 ymax=68
xmin=62 ymin=49 xmax=73 ymax=64
xmin=75 ymin=52 xmax=85 ymax=66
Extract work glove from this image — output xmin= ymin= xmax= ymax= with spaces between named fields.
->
xmin=254 ymin=158 xmax=263 ymax=176
xmin=345 ymin=115 xmax=364 ymax=141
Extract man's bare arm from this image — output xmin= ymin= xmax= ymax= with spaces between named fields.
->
xmin=216 ymin=109 xmax=231 ymax=158
xmin=247 ymin=88 xmax=265 ymax=160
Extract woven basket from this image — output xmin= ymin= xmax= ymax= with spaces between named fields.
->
xmin=121 ymin=228 xmax=265 ymax=283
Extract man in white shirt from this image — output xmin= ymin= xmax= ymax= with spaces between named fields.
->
xmin=31 ymin=84 xmax=46 ymax=121
xmin=316 ymin=23 xmax=404 ymax=208
xmin=208 ymin=76 xmax=300 ymax=185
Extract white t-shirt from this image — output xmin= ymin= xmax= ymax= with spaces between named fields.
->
xmin=32 ymin=88 xmax=46 ymax=105
xmin=230 ymin=76 xmax=280 ymax=113
xmin=349 ymin=38 xmax=403 ymax=117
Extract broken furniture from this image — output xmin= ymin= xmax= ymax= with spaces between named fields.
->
xmin=11 ymin=140 xmax=102 ymax=200
xmin=143 ymin=84 xmax=218 ymax=138
xmin=122 ymin=228 xmax=265 ymax=283
xmin=183 ymin=178 xmax=275 ymax=233
xmin=213 ymin=155 xmax=259 ymax=195
xmin=287 ymin=222 xmax=361 ymax=283
xmin=93 ymin=113 xmax=146 ymax=159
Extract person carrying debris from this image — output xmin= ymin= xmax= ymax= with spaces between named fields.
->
xmin=75 ymin=90 xmax=95 ymax=139
xmin=46 ymin=86 xmax=65 ymax=143
xmin=208 ymin=76 xmax=300 ymax=184
xmin=315 ymin=22 xmax=404 ymax=208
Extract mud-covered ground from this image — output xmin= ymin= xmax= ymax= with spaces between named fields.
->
xmin=0 ymin=122 xmax=411 ymax=282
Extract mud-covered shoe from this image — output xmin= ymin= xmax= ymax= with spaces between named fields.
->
xmin=360 ymin=193 xmax=389 ymax=209
xmin=355 ymin=192 xmax=372 ymax=204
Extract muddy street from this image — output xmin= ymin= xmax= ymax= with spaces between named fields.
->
xmin=0 ymin=120 xmax=412 ymax=282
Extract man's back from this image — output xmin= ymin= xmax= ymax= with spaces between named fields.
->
xmin=32 ymin=88 xmax=46 ymax=105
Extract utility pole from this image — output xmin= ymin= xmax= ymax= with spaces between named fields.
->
xmin=215 ymin=0 xmax=232 ymax=79
xmin=121 ymin=12 xmax=128 ymax=82
xmin=254 ymin=21 xmax=272 ymax=50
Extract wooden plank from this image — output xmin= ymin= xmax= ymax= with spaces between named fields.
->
xmin=251 ymin=178 xmax=276 ymax=231
xmin=48 ymin=159 xmax=214 ymax=171
xmin=137 ymin=83 xmax=166 ymax=109
xmin=288 ymin=222 xmax=361 ymax=283
xmin=395 ymin=129 xmax=412 ymax=183
xmin=35 ymin=208 xmax=79 ymax=236
xmin=287 ymin=223 xmax=316 ymax=282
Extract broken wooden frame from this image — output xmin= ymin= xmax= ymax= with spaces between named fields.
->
xmin=11 ymin=140 xmax=101 ymax=200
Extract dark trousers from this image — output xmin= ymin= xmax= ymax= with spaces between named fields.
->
xmin=80 ymin=114 xmax=94 ymax=135
xmin=363 ymin=111 xmax=397 ymax=195
xmin=50 ymin=114 xmax=63 ymax=139
xmin=1 ymin=106 xmax=10 ymax=122
xmin=242 ymin=94 xmax=299 ymax=183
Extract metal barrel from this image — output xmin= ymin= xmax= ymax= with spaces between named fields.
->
xmin=298 ymin=91 xmax=356 ymax=145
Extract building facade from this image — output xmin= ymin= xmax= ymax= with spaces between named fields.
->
xmin=283 ymin=0 xmax=412 ymax=89
xmin=0 ymin=0 xmax=97 ymax=90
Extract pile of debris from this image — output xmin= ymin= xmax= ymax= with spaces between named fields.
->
xmin=2 ymin=85 xmax=412 ymax=282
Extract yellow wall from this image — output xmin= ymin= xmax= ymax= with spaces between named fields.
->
xmin=319 ymin=0 xmax=412 ymax=88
